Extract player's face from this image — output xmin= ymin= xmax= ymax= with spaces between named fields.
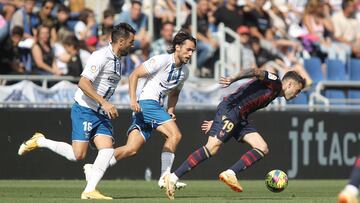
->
xmin=177 ymin=40 xmax=196 ymax=64
xmin=119 ymin=33 xmax=135 ymax=56
xmin=283 ymin=80 xmax=303 ymax=101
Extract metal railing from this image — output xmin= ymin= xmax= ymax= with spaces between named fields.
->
xmin=176 ymin=0 xmax=197 ymax=79
xmin=215 ymin=23 xmax=241 ymax=80
xmin=309 ymin=81 xmax=360 ymax=109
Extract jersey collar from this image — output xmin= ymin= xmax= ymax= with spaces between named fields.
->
xmin=108 ymin=43 xmax=121 ymax=60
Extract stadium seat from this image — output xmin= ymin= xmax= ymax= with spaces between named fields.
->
xmin=348 ymin=58 xmax=360 ymax=103
xmin=303 ymin=57 xmax=324 ymax=85
xmin=287 ymin=92 xmax=308 ymax=104
xmin=324 ymin=59 xmax=346 ymax=105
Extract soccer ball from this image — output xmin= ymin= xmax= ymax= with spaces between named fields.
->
xmin=265 ymin=169 xmax=288 ymax=193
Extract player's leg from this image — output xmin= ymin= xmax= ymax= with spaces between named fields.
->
xmin=219 ymin=125 xmax=266 ymax=192
xmin=113 ymin=129 xmax=146 ymax=161
xmin=81 ymin=135 xmax=113 ymax=200
xmin=156 ymin=120 xmax=182 ymax=177
xmin=227 ymin=132 xmax=267 ymax=174
xmin=338 ymin=156 xmax=360 ymax=203
xmin=164 ymin=136 xmax=222 ymax=199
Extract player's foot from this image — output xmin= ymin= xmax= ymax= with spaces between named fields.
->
xmin=164 ymin=173 xmax=176 ymax=200
xmin=83 ymin=164 xmax=93 ymax=182
xmin=81 ymin=189 xmax=113 ymax=200
xmin=219 ymin=170 xmax=243 ymax=192
xmin=338 ymin=189 xmax=359 ymax=203
xmin=18 ymin=132 xmax=44 ymax=155
xmin=158 ymin=173 xmax=187 ymax=190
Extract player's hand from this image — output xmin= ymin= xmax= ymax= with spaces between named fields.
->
xmin=169 ymin=112 xmax=176 ymax=121
xmin=102 ymin=102 xmax=119 ymax=119
xmin=201 ymin=120 xmax=213 ymax=134
xmin=130 ymin=101 xmax=141 ymax=113
xmin=219 ymin=76 xmax=233 ymax=88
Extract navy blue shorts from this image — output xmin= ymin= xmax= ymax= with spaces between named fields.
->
xmin=208 ymin=101 xmax=257 ymax=143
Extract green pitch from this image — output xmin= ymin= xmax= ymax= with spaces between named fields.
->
xmin=0 ymin=180 xmax=347 ymax=202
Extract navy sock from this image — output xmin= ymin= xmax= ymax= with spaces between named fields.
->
xmin=174 ymin=146 xmax=211 ymax=178
xmin=229 ymin=148 xmax=265 ymax=174
xmin=349 ymin=156 xmax=360 ymax=187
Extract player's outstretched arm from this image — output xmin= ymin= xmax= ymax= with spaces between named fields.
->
xmin=78 ymin=77 xmax=118 ymax=119
xmin=128 ymin=64 xmax=149 ymax=112
xmin=219 ymin=68 xmax=264 ymax=87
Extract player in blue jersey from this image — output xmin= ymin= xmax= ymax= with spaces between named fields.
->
xmin=338 ymin=156 xmax=360 ymax=203
xmin=17 ymin=23 xmax=136 ymax=200
xmin=164 ymin=69 xmax=305 ymax=199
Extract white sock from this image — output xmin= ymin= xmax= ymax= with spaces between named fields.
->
xmin=345 ymin=184 xmax=359 ymax=196
xmin=226 ymin=169 xmax=236 ymax=176
xmin=109 ymin=156 xmax=117 ymax=167
xmin=37 ymin=137 xmax=76 ymax=161
xmin=170 ymin=173 xmax=179 ymax=183
xmin=160 ymin=152 xmax=175 ymax=177
xmin=84 ymin=148 xmax=114 ymax=192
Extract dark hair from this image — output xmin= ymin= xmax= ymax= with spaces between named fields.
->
xmin=11 ymin=26 xmax=24 ymax=36
xmin=103 ymin=8 xmax=115 ymax=19
xmin=162 ymin=21 xmax=174 ymax=29
xmin=41 ymin=0 xmax=55 ymax=7
xmin=63 ymin=35 xmax=80 ymax=49
xmin=131 ymin=0 xmax=142 ymax=6
xmin=167 ymin=30 xmax=196 ymax=54
xmin=78 ymin=8 xmax=94 ymax=24
xmin=111 ymin=23 xmax=136 ymax=43
xmin=282 ymin=71 xmax=306 ymax=89
xmin=57 ymin=4 xmax=70 ymax=14
xmin=342 ymin=0 xmax=354 ymax=10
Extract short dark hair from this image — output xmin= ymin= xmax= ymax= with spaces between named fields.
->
xmin=57 ymin=4 xmax=70 ymax=14
xmin=78 ymin=8 xmax=94 ymax=24
xmin=11 ymin=26 xmax=24 ymax=36
xmin=63 ymin=35 xmax=80 ymax=49
xmin=131 ymin=0 xmax=142 ymax=6
xmin=342 ymin=0 xmax=354 ymax=10
xmin=282 ymin=71 xmax=306 ymax=89
xmin=168 ymin=30 xmax=196 ymax=54
xmin=103 ymin=8 xmax=115 ymax=19
xmin=111 ymin=23 xmax=136 ymax=43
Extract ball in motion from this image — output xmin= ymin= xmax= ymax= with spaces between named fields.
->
xmin=265 ymin=169 xmax=288 ymax=193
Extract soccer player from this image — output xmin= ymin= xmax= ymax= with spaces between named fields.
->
xmin=164 ymin=69 xmax=306 ymax=199
xmin=17 ymin=23 xmax=136 ymax=200
xmin=85 ymin=30 xmax=196 ymax=189
xmin=338 ymin=156 xmax=360 ymax=203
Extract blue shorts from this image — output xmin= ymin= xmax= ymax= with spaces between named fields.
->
xmin=127 ymin=100 xmax=172 ymax=141
xmin=71 ymin=102 xmax=114 ymax=142
xmin=208 ymin=101 xmax=257 ymax=143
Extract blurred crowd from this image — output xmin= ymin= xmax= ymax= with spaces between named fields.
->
xmin=1 ymin=0 xmax=360 ymax=86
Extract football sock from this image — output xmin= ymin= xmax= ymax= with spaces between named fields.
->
xmin=229 ymin=148 xmax=264 ymax=174
xmin=109 ymin=155 xmax=117 ymax=167
xmin=37 ymin=137 xmax=76 ymax=161
xmin=349 ymin=156 xmax=360 ymax=188
xmin=174 ymin=146 xmax=211 ymax=178
xmin=84 ymin=148 xmax=114 ymax=192
xmin=160 ymin=152 xmax=175 ymax=177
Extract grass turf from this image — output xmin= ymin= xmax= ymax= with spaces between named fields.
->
xmin=0 ymin=179 xmax=347 ymax=202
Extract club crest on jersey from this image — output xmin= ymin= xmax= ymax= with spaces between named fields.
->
xmin=268 ymin=72 xmax=278 ymax=80
xmin=91 ymin=65 xmax=97 ymax=73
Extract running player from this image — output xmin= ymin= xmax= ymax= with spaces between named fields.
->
xmin=17 ymin=23 xmax=136 ymax=200
xmin=338 ymin=156 xmax=360 ymax=203
xmin=87 ymin=30 xmax=196 ymax=189
xmin=164 ymin=69 xmax=305 ymax=199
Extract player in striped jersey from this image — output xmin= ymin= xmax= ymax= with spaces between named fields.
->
xmin=164 ymin=69 xmax=305 ymax=199
xmin=18 ymin=23 xmax=136 ymax=199
xmin=105 ymin=30 xmax=196 ymax=189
